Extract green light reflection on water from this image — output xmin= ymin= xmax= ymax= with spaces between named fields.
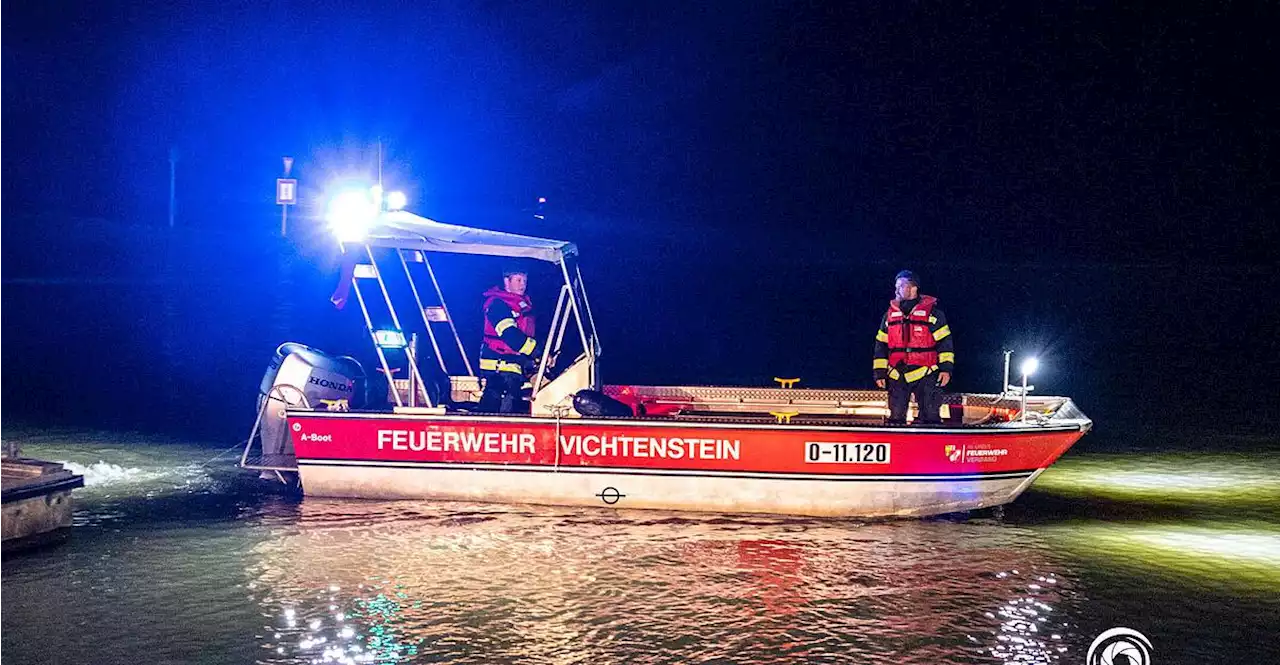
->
xmin=1029 ymin=449 xmax=1280 ymax=595
xmin=352 ymin=585 xmax=426 ymax=663
xmin=1037 ymin=520 xmax=1280 ymax=595
xmin=1033 ymin=451 xmax=1280 ymax=509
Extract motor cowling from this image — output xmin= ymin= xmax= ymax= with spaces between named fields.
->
xmin=258 ymin=343 xmax=365 ymax=458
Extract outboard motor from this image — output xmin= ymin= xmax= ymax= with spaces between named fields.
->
xmin=257 ymin=343 xmax=365 ymax=459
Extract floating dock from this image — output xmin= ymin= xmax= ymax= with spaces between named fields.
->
xmin=2 ymin=456 xmax=84 ymax=552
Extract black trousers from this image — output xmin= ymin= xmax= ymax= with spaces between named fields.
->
xmin=478 ymin=371 xmax=527 ymax=414
xmin=886 ymin=373 xmax=943 ymax=425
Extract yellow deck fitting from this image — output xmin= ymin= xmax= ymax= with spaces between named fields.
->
xmin=770 ymin=411 xmax=800 ymax=424
xmin=773 ymin=377 xmax=800 ymax=389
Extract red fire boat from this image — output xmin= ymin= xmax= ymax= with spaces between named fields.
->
xmin=240 ymin=196 xmax=1090 ymax=517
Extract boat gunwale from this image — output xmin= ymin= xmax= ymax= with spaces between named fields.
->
xmin=284 ymin=408 xmax=1090 ymax=435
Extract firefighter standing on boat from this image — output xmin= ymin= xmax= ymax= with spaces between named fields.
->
xmin=873 ymin=270 xmax=954 ymax=425
xmin=479 ymin=265 xmax=540 ymax=413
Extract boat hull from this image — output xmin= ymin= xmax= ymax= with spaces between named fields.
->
xmin=300 ymin=464 xmax=1045 ymax=517
xmin=288 ymin=412 xmax=1085 ymax=518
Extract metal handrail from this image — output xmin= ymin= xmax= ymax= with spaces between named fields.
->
xmin=363 ymin=245 xmax=431 ymax=407
xmin=559 ymin=258 xmax=591 ymax=363
xmin=424 ymin=254 xmax=474 ymax=377
xmin=398 ymin=249 xmax=448 ymax=375
xmin=239 ymin=383 xmax=310 ymax=469
xmin=532 ymin=284 xmax=570 ymax=395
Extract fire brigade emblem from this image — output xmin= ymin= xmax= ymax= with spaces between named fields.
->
xmin=944 ymin=444 xmax=963 ymax=462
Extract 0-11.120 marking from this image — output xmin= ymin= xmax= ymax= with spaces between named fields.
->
xmin=804 ymin=442 xmax=891 ymax=464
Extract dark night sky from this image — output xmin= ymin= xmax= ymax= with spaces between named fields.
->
xmin=3 ymin=1 xmax=1279 ymax=440
xmin=4 ymin=0 xmax=1276 ymax=264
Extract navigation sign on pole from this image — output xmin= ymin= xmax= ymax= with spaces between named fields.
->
xmin=276 ymin=178 xmax=298 ymax=205
xmin=278 ymin=155 xmax=298 ymax=237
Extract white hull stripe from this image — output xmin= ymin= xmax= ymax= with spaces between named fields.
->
xmin=296 ymin=458 xmax=1039 ymax=482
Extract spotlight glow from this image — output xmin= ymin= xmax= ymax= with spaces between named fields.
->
xmin=326 ymin=187 xmax=379 ymax=243
xmin=1041 ymin=520 xmax=1280 ymax=593
xmin=386 ymin=191 xmax=407 ymax=211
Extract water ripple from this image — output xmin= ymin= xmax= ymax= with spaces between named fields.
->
xmin=6 ymin=431 xmax=1279 ymax=664
xmin=243 ymin=501 xmax=1081 ymax=664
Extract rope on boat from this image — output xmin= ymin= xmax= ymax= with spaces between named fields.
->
xmin=199 ymin=440 xmax=252 ymax=468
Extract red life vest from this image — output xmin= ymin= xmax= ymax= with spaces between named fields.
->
xmin=482 ymin=287 xmax=536 ymax=356
xmin=884 ymin=295 xmax=939 ymax=368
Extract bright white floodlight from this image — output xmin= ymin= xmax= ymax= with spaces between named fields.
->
xmin=1018 ymin=356 xmax=1040 ymax=424
xmin=386 ymin=191 xmax=408 ymax=211
xmin=326 ymin=187 xmax=378 ymax=243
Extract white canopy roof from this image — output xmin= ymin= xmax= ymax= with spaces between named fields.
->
xmin=360 ymin=210 xmax=577 ymax=263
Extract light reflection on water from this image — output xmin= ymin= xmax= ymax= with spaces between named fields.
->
xmin=1030 ymin=449 xmax=1280 ymax=510
xmin=246 ymin=500 xmax=1079 ymax=664
xmin=2 ymin=429 xmax=1279 ymax=664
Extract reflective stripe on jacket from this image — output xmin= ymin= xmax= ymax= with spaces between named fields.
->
xmin=886 ymin=295 xmax=941 ymax=368
xmin=873 ymin=294 xmax=955 ymax=383
xmin=480 ymin=287 xmax=537 ymax=377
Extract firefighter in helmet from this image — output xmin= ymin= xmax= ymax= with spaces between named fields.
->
xmin=478 ymin=264 xmax=540 ymax=413
xmin=873 ymin=270 xmax=954 ymax=425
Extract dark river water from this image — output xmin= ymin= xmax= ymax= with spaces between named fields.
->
xmin=2 ymin=426 xmax=1277 ymax=665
